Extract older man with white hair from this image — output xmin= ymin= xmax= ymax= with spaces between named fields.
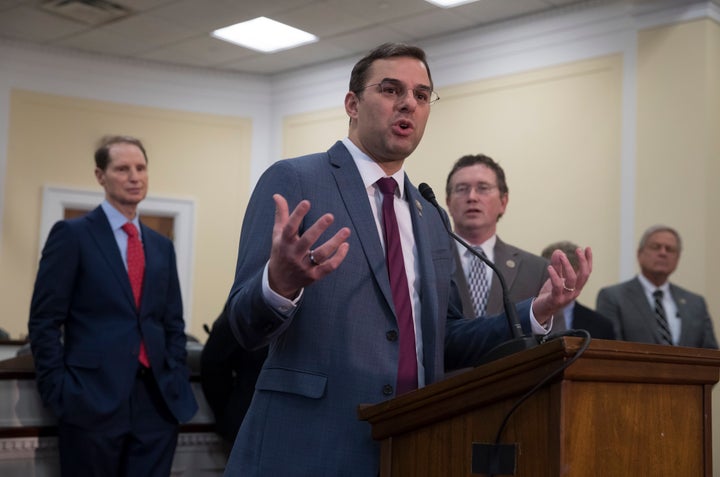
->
xmin=596 ymin=225 xmax=717 ymax=348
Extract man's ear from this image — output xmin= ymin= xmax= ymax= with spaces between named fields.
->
xmin=94 ymin=167 xmax=105 ymax=186
xmin=345 ymin=91 xmax=359 ymax=119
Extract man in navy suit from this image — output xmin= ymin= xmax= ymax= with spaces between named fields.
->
xmin=29 ymin=135 xmax=197 ymax=476
xmin=224 ymin=43 xmax=592 ymax=476
xmin=541 ymin=241 xmax=615 ymax=339
xmin=596 ymin=225 xmax=717 ymax=348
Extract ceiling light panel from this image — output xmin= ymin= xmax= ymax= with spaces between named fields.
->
xmin=424 ymin=0 xmax=481 ymax=8
xmin=212 ymin=17 xmax=318 ymax=53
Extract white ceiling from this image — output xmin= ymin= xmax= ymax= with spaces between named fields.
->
xmin=0 ymin=0 xmax=622 ymax=75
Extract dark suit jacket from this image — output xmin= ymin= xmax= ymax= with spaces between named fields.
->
xmin=223 ymin=141 xmax=535 ymax=476
xmin=29 ymin=206 xmax=197 ymax=429
xmin=200 ymin=305 xmax=267 ymax=443
xmin=570 ymin=302 xmax=615 ymax=339
xmin=453 ymin=237 xmax=549 ymax=317
xmin=596 ymin=277 xmax=717 ymax=348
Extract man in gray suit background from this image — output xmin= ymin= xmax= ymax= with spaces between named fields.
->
xmin=223 ymin=43 xmax=592 ymax=476
xmin=596 ymin=224 xmax=717 ymax=348
xmin=445 ymin=154 xmax=549 ymax=319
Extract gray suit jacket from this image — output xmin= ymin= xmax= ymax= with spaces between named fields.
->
xmin=596 ymin=277 xmax=717 ymax=348
xmin=223 ymin=141 xmax=534 ymax=476
xmin=453 ymin=237 xmax=549 ymax=317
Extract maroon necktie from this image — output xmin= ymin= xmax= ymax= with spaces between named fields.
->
xmin=122 ymin=222 xmax=150 ymax=368
xmin=377 ymin=177 xmax=418 ymax=395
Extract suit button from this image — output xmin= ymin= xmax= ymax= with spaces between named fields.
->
xmin=382 ymin=385 xmax=393 ymax=396
xmin=386 ymin=330 xmax=398 ymax=341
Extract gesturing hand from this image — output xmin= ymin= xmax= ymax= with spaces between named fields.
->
xmin=532 ymin=247 xmax=593 ymax=324
xmin=267 ymin=194 xmax=351 ymax=299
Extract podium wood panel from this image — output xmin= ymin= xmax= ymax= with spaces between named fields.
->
xmin=358 ymin=338 xmax=720 ymax=477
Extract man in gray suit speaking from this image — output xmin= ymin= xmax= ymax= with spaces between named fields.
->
xmin=596 ymin=224 xmax=717 ymax=348
xmin=223 ymin=43 xmax=592 ymax=477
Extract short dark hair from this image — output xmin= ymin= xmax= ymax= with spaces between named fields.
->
xmin=542 ymin=241 xmax=580 ymax=271
xmin=94 ymin=135 xmax=148 ymax=170
xmin=638 ymin=224 xmax=682 ymax=253
xmin=445 ymin=154 xmax=509 ymax=198
xmin=349 ymin=43 xmax=433 ymax=97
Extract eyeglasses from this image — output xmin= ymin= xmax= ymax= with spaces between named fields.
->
xmin=452 ymin=183 xmax=498 ymax=196
xmin=645 ymin=242 xmax=679 ymax=254
xmin=360 ymin=79 xmax=440 ymax=105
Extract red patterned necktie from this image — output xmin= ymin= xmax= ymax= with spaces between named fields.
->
xmin=377 ymin=177 xmax=418 ymax=395
xmin=122 ymin=222 xmax=150 ymax=368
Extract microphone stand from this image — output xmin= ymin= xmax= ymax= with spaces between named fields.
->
xmin=418 ymin=183 xmax=538 ymax=364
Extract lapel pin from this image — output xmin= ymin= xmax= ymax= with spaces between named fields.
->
xmin=506 ymin=259 xmax=516 ymax=268
xmin=415 ymin=199 xmax=422 ymax=216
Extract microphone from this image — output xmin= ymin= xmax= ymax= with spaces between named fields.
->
xmin=418 ymin=182 xmax=538 ymax=363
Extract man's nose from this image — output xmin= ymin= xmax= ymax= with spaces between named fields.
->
xmin=397 ymin=93 xmax=418 ymax=111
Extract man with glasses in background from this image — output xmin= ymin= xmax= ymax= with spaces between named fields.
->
xmin=223 ymin=43 xmax=592 ymax=476
xmin=445 ymin=154 xmax=549 ymax=322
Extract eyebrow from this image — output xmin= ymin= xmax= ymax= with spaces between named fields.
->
xmin=381 ymin=77 xmax=432 ymax=91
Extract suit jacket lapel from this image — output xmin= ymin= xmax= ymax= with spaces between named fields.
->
xmin=626 ymin=278 xmax=662 ymax=343
xmin=487 ymin=238 xmax=518 ymax=315
xmin=405 ymin=179 xmax=439 ymax=379
xmin=139 ymin=223 xmax=160 ymax=314
xmin=86 ymin=206 xmax=136 ymax=309
xmin=328 ymin=143 xmax=394 ymax=313
xmin=669 ymin=284 xmax=689 ymax=345
xmin=451 ymin=245 xmax=473 ymax=317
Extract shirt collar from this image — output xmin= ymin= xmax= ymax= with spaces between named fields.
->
xmin=637 ymin=273 xmax=669 ymax=294
xmin=461 ymin=234 xmax=497 ymax=262
xmin=101 ymin=200 xmax=142 ymax=237
xmin=342 ymin=137 xmax=406 ymax=199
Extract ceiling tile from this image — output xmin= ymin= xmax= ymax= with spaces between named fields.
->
xmin=113 ymin=0 xmax=182 ymax=13
xmin=388 ymin=9 xmax=478 ymax=38
xmin=271 ymin=3 xmax=375 ymax=38
xmin=221 ymin=41 xmax=354 ymax=75
xmin=54 ymin=28 xmax=150 ymax=56
xmin=139 ymin=34 xmax=256 ymax=67
xmin=0 ymin=5 xmax=89 ymax=42
xmin=325 ymin=24 xmax=409 ymax=53
xmin=451 ymin=0 xmax=564 ymax=24
xmin=104 ymin=11 xmax=196 ymax=47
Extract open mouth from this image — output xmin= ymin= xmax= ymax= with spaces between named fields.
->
xmin=393 ymin=119 xmax=414 ymax=134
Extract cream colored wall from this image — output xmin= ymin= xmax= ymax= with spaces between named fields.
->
xmin=283 ymin=54 xmax=623 ymax=307
xmin=415 ymin=55 xmax=623 ymax=303
xmin=636 ymin=18 xmax=720 ymax=474
xmin=0 ymin=90 xmax=252 ymax=341
xmin=283 ymin=108 xmax=347 ymax=159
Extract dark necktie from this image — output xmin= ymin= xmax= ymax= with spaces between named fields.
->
xmin=122 ymin=222 xmax=150 ymax=367
xmin=467 ymin=247 xmax=489 ymax=318
xmin=377 ymin=178 xmax=418 ymax=395
xmin=652 ymin=289 xmax=673 ymax=345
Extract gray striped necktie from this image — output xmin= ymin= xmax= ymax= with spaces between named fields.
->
xmin=653 ymin=289 xmax=673 ymax=345
xmin=468 ymin=247 xmax=489 ymax=318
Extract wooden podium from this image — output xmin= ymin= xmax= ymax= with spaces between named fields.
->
xmin=358 ymin=338 xmax=720 ymax=476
